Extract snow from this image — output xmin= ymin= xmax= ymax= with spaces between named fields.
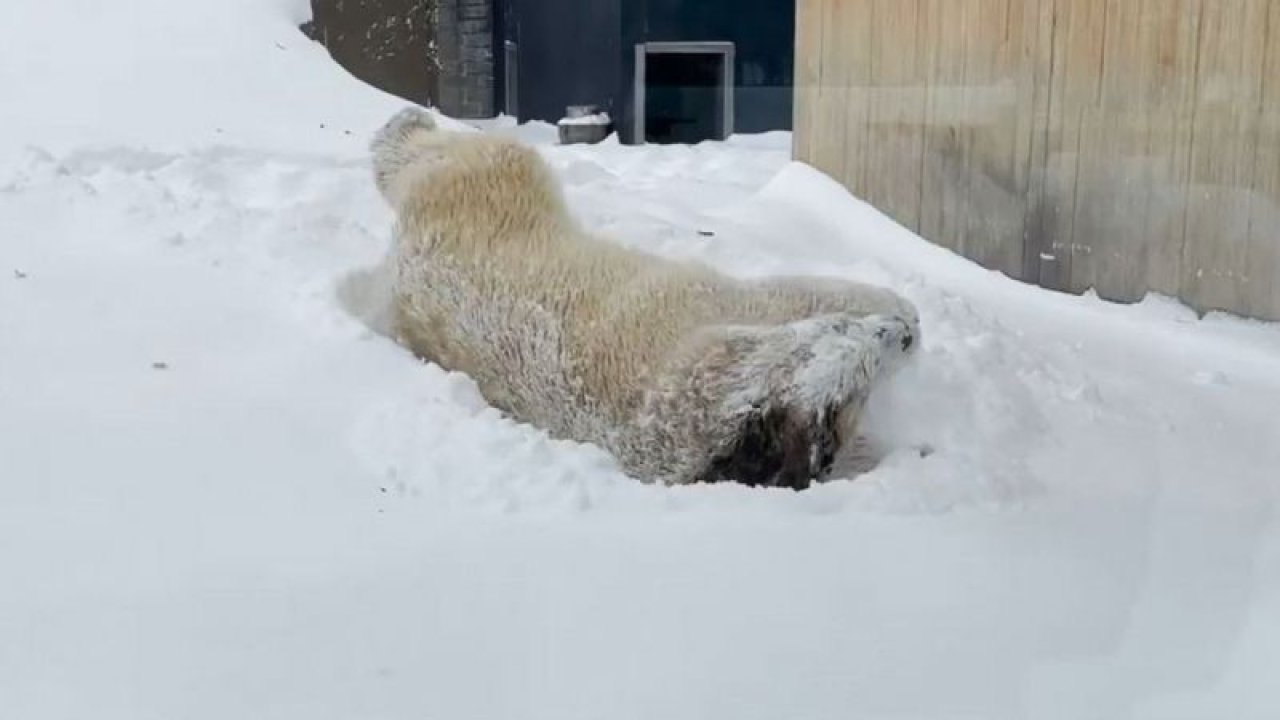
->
xmin=557 ymin=112 xmax=613 ymax=126
xmin=3 ymin=1 xmax=1280 ymax=718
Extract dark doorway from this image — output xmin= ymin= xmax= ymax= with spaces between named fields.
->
xmin=634 ymin=42 xmax=734 ymax=145
xmin=644 ymin=52 xmax=725 ymax=143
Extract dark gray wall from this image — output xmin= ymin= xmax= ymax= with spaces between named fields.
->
xmin=304 ymin=0 xmax=795 ymax=136
xmin=637 ymin=0 xmax=795 ymax=135
xmin=436 ymin=0 xmax=495 ymax=117
xmin=500 ymin=0 xmax=794 ymax=142
xmin=501 ymin=0 xmax=623 ymax=125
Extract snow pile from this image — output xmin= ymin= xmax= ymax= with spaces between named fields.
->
xmin=3 ymin=1 xmax=1280 ymax=719
xmin=557 ymin=112 xmax=613 ymax=126
xmin=0 ymin=0 xmax=473 ymax=160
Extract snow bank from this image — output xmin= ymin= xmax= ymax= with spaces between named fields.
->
xmin=0 ymin=0 xmax=472 ymax=160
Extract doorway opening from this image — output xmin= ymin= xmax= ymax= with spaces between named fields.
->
xmin=633 ymin=42 xmax=734 ymax=144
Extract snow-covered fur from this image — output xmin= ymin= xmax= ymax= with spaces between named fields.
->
xmin=371 ymin=107 xmax=922 ymax=489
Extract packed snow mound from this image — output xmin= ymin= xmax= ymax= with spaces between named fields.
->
xmin=0 ymin=0 xmax=471 ymax=160
xmin=3 ymin=1 xmax=1280 ymax=718
xmin=6 ymin=123 xmax=1280 ymax=718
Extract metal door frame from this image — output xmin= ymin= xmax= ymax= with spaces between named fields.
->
xmin=504 ymin=40 xmax=519 ymax=118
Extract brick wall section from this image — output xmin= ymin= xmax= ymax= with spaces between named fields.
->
xmin=436 ymin=0 xmax=495 ymax=118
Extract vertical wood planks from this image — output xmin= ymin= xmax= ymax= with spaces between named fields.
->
xmin=839 ymin=0 xmax=875 ymax=199
xmin=792 ymin=0 xmax=1280 ymax=321
xmin=916 ymin=0 xmax=973 ymax=256
xmin=792 ymin=0 xmax=824 ymax=162
xmin=1130 ymin=0 xmax=1202 ymax=301
xmin=810 ymin=0 xmax=854 ymax=185
xmin=959 ymin=0 xmax=1025 ymax=277
xmin=1246 ymin=0 xmax=1280 ymax=318
xmin=863 ymin=0 xmax=926 ymax=230
xmin=1179 ymin=0 xmax=1270 ymax=315
xmin=1023 ymin=0 xmax=1058 ymax=283
xmin=1046 ymin=0 xmax=1108 ymax=293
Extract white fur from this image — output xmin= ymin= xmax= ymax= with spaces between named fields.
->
xmin=370 ymin=107 xmax=921 ymax=488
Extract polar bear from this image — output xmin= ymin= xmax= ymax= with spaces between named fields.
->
xmin=370 ymin=107 xmax=920 ymax=489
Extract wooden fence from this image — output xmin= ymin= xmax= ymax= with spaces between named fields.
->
xmin=794 ymin=0 xmax=1280 ymax=321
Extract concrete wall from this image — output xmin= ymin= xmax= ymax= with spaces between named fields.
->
xmin=500 ymin=0 xmax=623 ymax=124
xmin=640 ymin=0 xmax=796 ymax=134
xmin=795 ymin=0 xmax=1280 ymax=321
xmin=436 ymin=0 xmax=495 ymax=117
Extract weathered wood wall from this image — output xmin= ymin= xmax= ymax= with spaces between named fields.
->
xmin=794 ymin=0 xmax=1280 ymax=321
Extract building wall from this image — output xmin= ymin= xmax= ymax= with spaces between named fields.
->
xmin=795 ymin=0 xmax=1280 ymax=321
xmin=501 ymin=0 xmax=624 ymax=124
xmin=498 ymin=0 xmax=794 ymax=142
xmin=640 ymin=0 xmax=795 ymax=134
xmin=436 ymin=0 xmax=495 ymax=117
xmin=616 ymin=0 xmax=795 ymax=141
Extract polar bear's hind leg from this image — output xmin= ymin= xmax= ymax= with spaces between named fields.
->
xmin=697 ymin=402 xmax=842 ymax=490
xmin=692 ymin=313 xmax=916 ymax=490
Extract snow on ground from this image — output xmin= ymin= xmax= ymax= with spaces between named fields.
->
xmin=3 ymin=2 xmax=1280 ymax=719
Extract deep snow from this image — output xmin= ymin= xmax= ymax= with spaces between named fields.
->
xmin=2 ymin=2 xmax=1279 ymax=719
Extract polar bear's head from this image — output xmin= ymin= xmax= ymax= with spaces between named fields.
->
xmin=370 ymin=107 xmax=450 ymax=207
xmin=370 ymin=106 xmax=573 ymax=241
